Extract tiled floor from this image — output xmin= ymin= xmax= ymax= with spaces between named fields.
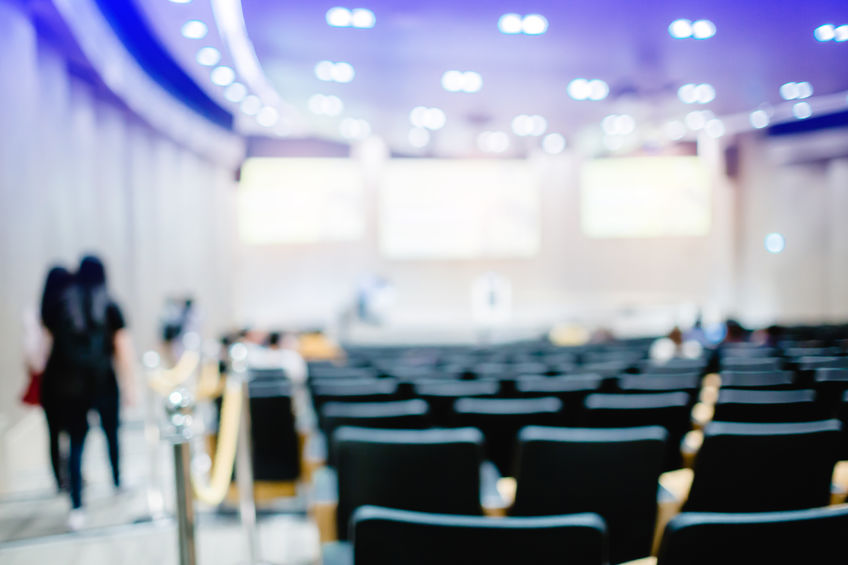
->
xmin=0 ymin=400 xmax=321 ymax=564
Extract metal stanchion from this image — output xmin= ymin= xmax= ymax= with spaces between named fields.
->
xmin=142 ymin=351 xmax=167 ymax=521
xmin=229 ymin=343 xmax=275 ymax=565
xmin=166 ymin=388 xmax=197 ymax=565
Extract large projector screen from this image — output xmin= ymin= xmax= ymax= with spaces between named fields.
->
xmin=580 ymin=156 xmax=711 ymax=238
xmin=379 ymin=159 xmax=540 ymax=259
xmin=237 ymin=157 xmax=364 ymax=244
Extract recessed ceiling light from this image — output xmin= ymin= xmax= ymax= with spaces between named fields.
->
xmin=668 ymin=19 xmax=693 ymax=39
xmin=749 ymin=109 xmax=770 ymax=129
xmin=224 ymin=83 xmax=247 ymax=103
xmin=587 ymin=80 xmax=609 ymax=101
xmin=241 ymin=95 xmax=261 ymax=116
xmin=835 ymin=25 xmax=848 ymax=41
xmin=522 ymin=14 xmax=548 ymax=35
xmin=792 ymin=102 xmax=812 ymax=119
xmin=705 ymin=118 xmax=725 ymax=138
xmin=567 ymin=78 xmax=591 ymax=100
xmin=181 ymin=20 xmax=208 ymax=39
xmin=210 ymin=66 xmax=235 ymax=86
xmin=498 ymin=13 xmax=524 ymax=34
xmin=351 ymin=8 xmax=376 ymax=29
xmin=764 ymin=233 xmax=785 ymax=254
xmin=692 ymin=19 xmax=716 ymax=39
xmin=542 ymin=133 xmax=566 ymax=154
xmin=326 ymin=7 xmax=352 ymax=27
xmin=814 ymin=24 xmax=835 ymax=41
xmin=196 ymin=47 xmax=221 ymax=66
xmin=332 ymin=62 xmax=355 ymax=83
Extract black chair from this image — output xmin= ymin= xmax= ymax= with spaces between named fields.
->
xmin=683 ymin=419 xmax=842 ymax=512
xmin=515 ymin=375 xmax=603 ymax=425
xmin=720 ymin=357 xmax=782 ymax=372
xmin=637 ymin=358 xmax=707 ymax=375
xmin=511 ymin=425 xmax=667 ymax=563
xmin=711 ymin=388 xmax=824 ymax=423
xmin=452 ymin=397 xmax=562 ymax=476
xmin=347 ymin=505 xmax=609 ymax=565
xmin=309 ymin=366 xmax=378 ymax=380
xmin=719 ymin=370 xmax=797 ymax=390
xmin=616 ymin=374 xmax=701 ymax=406
xmin=813 ymin=368 xmax=848 ymax=414
xmin=654 ymin=505 xmax=848 ymax=565
xmin=582 ymin=392 xmax=691 ymax=471
xmin=332 ymin=427 xmax=486 ymax=541
xmin=242 ymin=380 xmax=300 ymax=481
xmin=321 ymin=399 xmax=430 ymax=463
xmin=311 ymin=379 xmax=399 ymax=416
xmin=413 ymin=380 xmax=499 ymax=426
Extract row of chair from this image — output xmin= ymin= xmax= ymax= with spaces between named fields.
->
xmin=314 ymin=418 xmax=845 ymax=563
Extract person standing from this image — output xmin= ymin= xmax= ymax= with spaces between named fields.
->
xmin=43 ymin=255 xmax=135 ymax=530
xmin=31 ymin=265 xmax=74 ymax=492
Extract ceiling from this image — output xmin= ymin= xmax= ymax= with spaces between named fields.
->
xmin=137 ymin=0 xmax=848 ymax=157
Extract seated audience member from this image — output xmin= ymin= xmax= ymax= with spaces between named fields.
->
xmin=650 ymin=326 xmax=703 ymax=362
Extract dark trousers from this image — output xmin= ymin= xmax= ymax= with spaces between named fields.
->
xmin=43 ymin=409 xmax=66 ymax=490
xmin=68 ymin=426 xmax=87 ymax=509
xmin=92 ymin=392 xmax=121 ymax=487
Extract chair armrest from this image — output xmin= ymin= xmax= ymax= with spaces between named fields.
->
xmin=831 ymin=460 xmax=848 ymax=505
xmin=617 ymin=558 xmax=657 ymax=565
xmin=652 ymin=469 xmax=694 ymax=556
xmin=680 ymin=429 xmax=704 ymax=469
xmin=480 ymin=460 xmax=510 ymax=517
xmin=309 ymin=466 xmax=338 ymax=542
xmin=303 ymin=431 xmax=328 ymax=482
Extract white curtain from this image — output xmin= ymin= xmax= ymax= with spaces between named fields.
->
xmin=0 ymin=0 xmax=238 ymax=422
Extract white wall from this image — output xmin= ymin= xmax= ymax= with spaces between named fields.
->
xmin=234 ymin=139 xmax=736 ymax=340
xmin=734 ymin=129 xmax=848 ymax=327
xmin=0 ymin=2 xmax=238 ymax=423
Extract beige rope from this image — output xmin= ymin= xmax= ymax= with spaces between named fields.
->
xmin=191 ymin=378 xmax=242 ymax=505
xmin=148 ymin=350 xmax=201 ymax=395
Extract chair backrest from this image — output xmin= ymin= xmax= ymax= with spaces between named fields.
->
xmin=683 ymin=419 xmax=842 ymax=512
xmin=351 ymin=505 xmax=609 ymax=565
xmin=515 ymin=375 xmax=603 ymax=425
xmin=712 ymin=388 xmax=823 ymax=423
xmin=720 ymin=357 xmax=783 ymax=372
xmin=413 ymin=380 xmax=499 ymax=426
xmin=452 ymin=397 xmax=562 ymax=475
xmin=512 ymin=425 xmax=667 ymax=563
xmin=582 ymin=392 xmax=691 ymax=470
xmin=245 ymin=380 xmax=300 ymax=481
xmin=616 ymin=374 xmax=701 ymax=402
xmin=322 ymin=399 xmax=430 ymax=462
xmin=311 ymin=378 xmax=399 ymax=417
xmin=813 ymin=368 xmax=848 ymax=413
xmin=656 ymin=505 xmax=848 ymax=565
xmin=334 ymin=427 xmax=485 ymax=541
xmin=637 ymin=358 xmax=708 ymax=374
xmin=719 ymin=370 xmax=797 ymax=390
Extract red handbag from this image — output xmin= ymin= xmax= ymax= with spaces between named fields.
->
xmin=21 ymin=369 xmax=41 ymax=406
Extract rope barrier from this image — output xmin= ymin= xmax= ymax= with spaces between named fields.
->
xmin=145 ymin=348 xmax=242 ymax=507
xmin=190 ymin=378 xmax=242 ymax=506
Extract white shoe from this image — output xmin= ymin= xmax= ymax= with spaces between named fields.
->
xmin=67 ymin=509 xmax=85 ymax=531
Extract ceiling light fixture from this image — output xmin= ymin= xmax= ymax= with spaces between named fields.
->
xmin=181 ymin=20 xmax=208 ymax=39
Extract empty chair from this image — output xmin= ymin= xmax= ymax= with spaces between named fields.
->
xmin=311 ymin=379 xmax=399 ymax=415
xmin=616 ymin=374 xmax=700 ymax=405
xmin=414 ymin=380 xmax=499 ymax=426
xmin=637 ymin=358 xmax=707 ymax=375
xmin=712 ymin=388 xmax=824 ymax=423
xmin=796 ymin=355 xmax=848 ymax=370
xmin=582 ymin=392 xmax=691 ymax=471
xmin=322 ymin=399 xmax=430 ymax=463
xmin=654 ymin=505 xmax=848 ymax=565
xmin=683 ymin=419 xmax=841 ymax=512
xmin=310 ymin=366 xmax=377 ymax=380
xmin=332 ymin=427 xmax=486 ymax=541
xmin=452 ymin=397 xmax=562 ymax=476
xmin=512 ymin=425 xmax=667 ymax=564
xmin=719 ymin=370 xmax=797 ymax=390
xmin=348 ymin=505 xmax=608 ymax=565
xmin=248 ymin=367 xmax=288 ymax=381
xmin=516 ymin=375 xmax=603 ymax=425
xmin=720 ymin=357 xmax=782 ymax=372
xmin=839 ymin=390 xmax=848 ymax=458
xmin=244 ymin=380 xmax=300 ymax=481
xmin=812 ymin=368 xmax=848 ymax=414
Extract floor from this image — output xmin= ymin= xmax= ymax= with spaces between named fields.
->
xmin=0 ymin=398 xmax=321 ymax=565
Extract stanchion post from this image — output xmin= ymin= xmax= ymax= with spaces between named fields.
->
xmin=166 ymin=388 xmax=197 ymax=565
